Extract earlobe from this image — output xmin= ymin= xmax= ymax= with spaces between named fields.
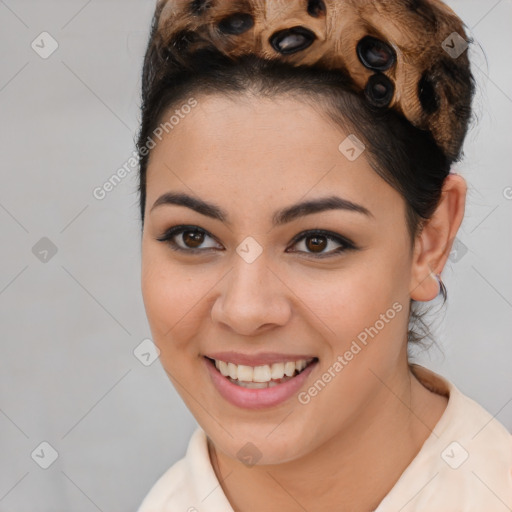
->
xmin=410 ymin=257 xmax=443 ymax=302
xmin=409 ymin=173 xmax=467 ymax=302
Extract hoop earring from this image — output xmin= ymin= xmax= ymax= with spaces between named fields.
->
xmin=435 ymin=273 xmax=447 ymax=298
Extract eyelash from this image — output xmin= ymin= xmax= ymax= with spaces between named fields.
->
xmin=156 ymin=225 xmax=357 ymax=258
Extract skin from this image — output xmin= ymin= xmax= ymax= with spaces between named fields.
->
xmin=141 ymin=93 xmax=466 ymax=511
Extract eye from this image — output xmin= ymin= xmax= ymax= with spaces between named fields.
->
xmin=286 ymin=229 xmax=356 ymax=258
xmin=157 ymin=226 xmax=356 ymax=258
xmin=156 ymin=225 xmax=223 ymax=253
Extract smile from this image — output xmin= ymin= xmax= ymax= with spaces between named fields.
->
xmin=209 ymin=357 xmax=315 ymax=388
xmin=204 ymin=355 xmax=319 ymax=409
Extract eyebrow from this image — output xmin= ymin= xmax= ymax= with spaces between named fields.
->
xmin=150 ymin=192 xmax=373 ymax=226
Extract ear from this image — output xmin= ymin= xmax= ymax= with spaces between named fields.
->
xmin=409 ymin=173 xmax=467 ymax=301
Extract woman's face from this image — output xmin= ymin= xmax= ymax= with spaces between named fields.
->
xmin=141 ymin=93 xmax=416 ymax=465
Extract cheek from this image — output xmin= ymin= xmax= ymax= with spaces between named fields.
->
xmin=141 ymin=246 xmax=190 ymax=345
xmin=294 ymin=256 xmax=408 ymax=338
xmin=284 ymin=255 xmax=410 ymax=425
xmin=286 ymin=246 xmax=412 ymax=386
xmin=141 ymin=246 xmax=218 ymax=360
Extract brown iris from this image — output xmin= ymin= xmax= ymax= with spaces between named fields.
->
xmin=305 ymin=234 xmax=327 ymax=253
xmin=183 ymin=230 xmax=205 ymax=248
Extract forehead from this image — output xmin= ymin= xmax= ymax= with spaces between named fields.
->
xmin=145 ymin=94 xmax=401 ymax=220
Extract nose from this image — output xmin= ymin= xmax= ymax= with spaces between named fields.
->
xmin=210 ymin=256 xmax=292 ymax=336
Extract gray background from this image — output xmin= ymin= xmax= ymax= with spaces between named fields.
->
xmin=0 ymin=0 xmax=511 ymax=510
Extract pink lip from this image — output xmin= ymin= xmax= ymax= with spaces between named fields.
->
xmin=205 ymin=351 xmax=316 ymax=366
xmin=204 ymin=356 xmax=318 ymax=410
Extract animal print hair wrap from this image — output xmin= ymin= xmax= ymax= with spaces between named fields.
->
xmin=143 ymin=0 xmax=474 ymax=161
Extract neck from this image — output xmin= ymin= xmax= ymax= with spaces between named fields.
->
xmin=208 ymin=362 xmax=448 ymax=511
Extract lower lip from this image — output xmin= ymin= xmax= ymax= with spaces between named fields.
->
xmin=204 ymin=357 xmax=318 ymax=410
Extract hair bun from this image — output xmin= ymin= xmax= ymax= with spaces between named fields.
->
xmin=148 ymin=0 xmax=474 ymax=161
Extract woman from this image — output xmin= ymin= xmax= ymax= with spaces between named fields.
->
xmin=136 ymin=0 xmax=512 ymax=510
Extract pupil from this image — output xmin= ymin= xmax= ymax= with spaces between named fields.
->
xmin=184 ymin=230 xmax=204 ymax=248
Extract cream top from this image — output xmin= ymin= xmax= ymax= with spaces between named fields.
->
xmin=137 ymin=365 xmax=512 ymax=511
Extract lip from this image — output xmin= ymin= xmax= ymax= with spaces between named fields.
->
xmin=205 ymin=351 xmax=316 ymax=366
xmin=204 ymin=356 xmax=318 ymax=410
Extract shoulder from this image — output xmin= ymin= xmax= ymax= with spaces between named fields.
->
xmin=377 ymin=365 xmax=512 ymax=511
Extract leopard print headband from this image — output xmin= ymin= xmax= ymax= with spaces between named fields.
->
xmin=146 ymin=0 xmax=474 ymax=161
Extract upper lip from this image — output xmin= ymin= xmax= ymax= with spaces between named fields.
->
xmin=205 ymin=351 xmax=317 ymax=366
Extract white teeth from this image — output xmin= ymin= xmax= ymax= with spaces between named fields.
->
xmin=253 ymin=365 xmax=272 ymax=382
xmin=211 ymin=357 xmax=314 ymax=383
xmin=218 ymin=360 xmax=229 ymax=377
xmin=237 ymin=365 xmax=254 ymax=382
xmin=284 ymin=361 xmax=296 ymax=377
xmin=236 ymin=380 xmax=270 ymax=389
xmin=227 ymin=362 xmax=238 ymax=380
xmin=271 ymin=362 xmax=285 ymax=379
xmin=231 ymin=376 xmax=293 ymax=388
